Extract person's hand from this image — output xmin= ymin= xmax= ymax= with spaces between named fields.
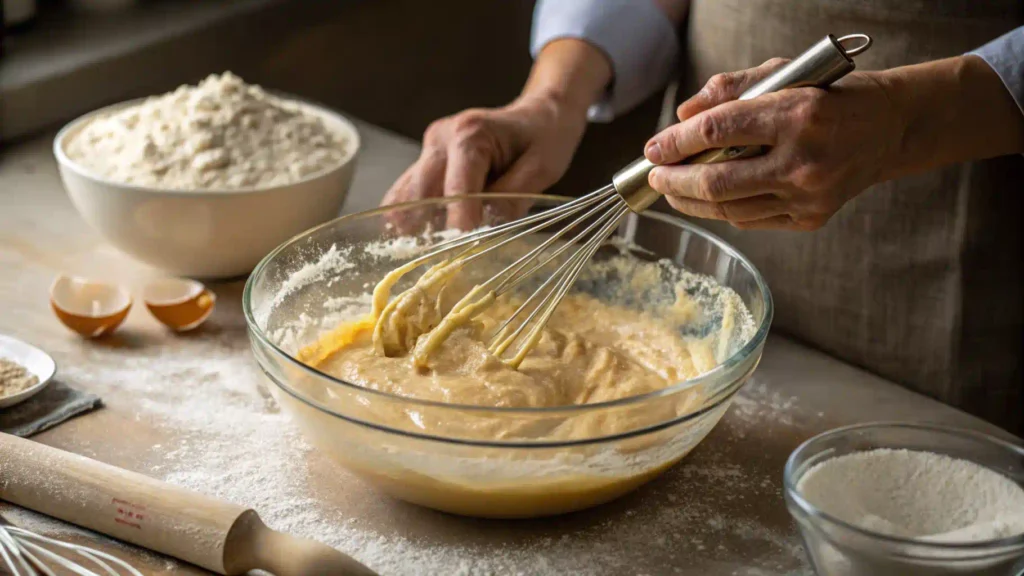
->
xmin=382 ymin=38 xmax=611 ymax=232
xmin=382 ymin=94 xmax=588 ymax=231
xmin=643 ymin=58 xmax=905 ymax=230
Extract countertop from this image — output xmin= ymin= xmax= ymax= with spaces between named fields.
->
xmin=0 ymin=119 xmax=1010 ymax=576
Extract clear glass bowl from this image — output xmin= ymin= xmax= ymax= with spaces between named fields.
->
xmin=785 ymin=422 xmax=1024 ymax=575
xmin=243 ymin=194 xmax=773 ymax=518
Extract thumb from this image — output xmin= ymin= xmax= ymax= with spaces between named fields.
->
xmin=677 ymin=57 xmax=790 ymax=121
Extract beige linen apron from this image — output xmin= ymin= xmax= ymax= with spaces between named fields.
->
xmin=676 ymin=0 xmax=1024 ymax=433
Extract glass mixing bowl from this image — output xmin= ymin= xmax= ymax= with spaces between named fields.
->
xmin=785 ymin=422 xmax=1024 ymax=576
xmin=243 ymin=194 xmax=773 ymax=518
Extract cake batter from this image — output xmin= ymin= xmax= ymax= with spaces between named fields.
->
xmin=291 ymin=284 xmax=740 ymax=515
xmin=283 ymin=238 xmax=756 ymax=516
xmin=296 ymin=248 xmax=750 ymax=442
xmin=308 ymin=293 xmax=716 ymax=409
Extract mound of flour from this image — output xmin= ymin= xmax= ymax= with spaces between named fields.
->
xmin=65 ymin=72 xmax=348 ymax=190
xmin=797 ymin=448 xmax=1024 ymax=542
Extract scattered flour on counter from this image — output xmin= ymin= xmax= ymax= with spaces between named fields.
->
xmin=65 ymin=72 xmax=349 ymax=190
xmin=796 ymin=449 xmax=1024 ymax=542
xmin=729 ymin=378 xmax=798 ymax=427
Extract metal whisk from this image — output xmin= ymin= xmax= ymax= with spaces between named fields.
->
xmin=0 ymin=515 xmax=143 ymax=576
xmin=382 ymin=33 xmax=872 ymax=367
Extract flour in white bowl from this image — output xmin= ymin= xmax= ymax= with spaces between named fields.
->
xmin=65 ymin=72 xmax=349 ymax=191
xmin=797 ymin=448 xmax=1024 ymax=543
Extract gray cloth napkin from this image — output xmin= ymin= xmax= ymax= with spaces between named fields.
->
xmin=0 ymin=381 xmax=102 ymax=437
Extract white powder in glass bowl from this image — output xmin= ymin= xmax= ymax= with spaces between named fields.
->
xmin=64 ymin=72 xmax=349 ymax=191
xmin=797 ymin=448 xmax=1024 ymax=543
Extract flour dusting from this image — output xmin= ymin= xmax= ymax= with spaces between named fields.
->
xmin=65 ymin=72 xmax=349 ymax=190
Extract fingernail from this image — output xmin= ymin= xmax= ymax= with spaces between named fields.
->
xmin=645 ymin=142 xmax=663 ymax=164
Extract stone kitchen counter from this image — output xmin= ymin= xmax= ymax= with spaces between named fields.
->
xmin=0 ymin=119 xmax=1012 ymax=576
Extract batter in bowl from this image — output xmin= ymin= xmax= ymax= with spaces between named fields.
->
xmin=308 ymin=293 xmax=714 ymax=408
xmin=279 ymin=235 xmax=758 ymax=516
xmin=297 ymin=247 xmax=751 ymax=440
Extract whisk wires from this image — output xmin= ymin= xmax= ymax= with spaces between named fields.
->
xmin=374 ymin=186 xmax=632 ymax=368
xmin=0 ymin=523 xmax=143 ymax=576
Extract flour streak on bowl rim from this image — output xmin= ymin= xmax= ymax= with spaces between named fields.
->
xmin=53 ymin=92 xmax=361 ymax=196
xmin=242 ymin=194 xmax=776 ymax=447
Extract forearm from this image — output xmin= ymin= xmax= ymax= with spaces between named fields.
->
xmin=879 ymin=55 xmax=1024 ymax=181
xmin=520 ymin=38 xmax=613 ymax=119
xmin=530 ymin=0 xmax=683 ymax=121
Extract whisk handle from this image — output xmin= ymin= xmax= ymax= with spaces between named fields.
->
xmin=613 ymin=33 xmax=873 ymax=212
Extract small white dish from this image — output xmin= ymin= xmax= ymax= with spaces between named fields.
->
xmin=0 ymin=334 xmax=57 ymax=409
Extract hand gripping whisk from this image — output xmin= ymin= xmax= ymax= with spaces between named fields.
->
xmin=377 ymin=34 xmax=872 ymax=367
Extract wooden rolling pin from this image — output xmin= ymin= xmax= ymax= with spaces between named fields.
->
xmin=0 ymin=433 xmax=377 ymax=575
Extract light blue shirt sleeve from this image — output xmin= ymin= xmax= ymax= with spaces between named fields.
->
xmin=531 ymin=0 xmax=680 ymax=123
xmin=970 ymin=26 xmax=1024 ymax=115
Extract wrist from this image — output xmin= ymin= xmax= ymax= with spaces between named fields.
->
xmin=521 ymin=38 xmax=612 ymax=120
xmin=869 ymin=56 xmax=1024 ymax=180
xmin=864 ymin=68 xmax=915 ymax=182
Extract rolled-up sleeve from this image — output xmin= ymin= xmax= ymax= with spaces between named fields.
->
xmin=970 ymin=26 xmax=1024 ymax=115
xmin=531 ymin=0 xmax=680 ymax=123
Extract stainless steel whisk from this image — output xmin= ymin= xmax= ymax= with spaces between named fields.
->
xmin=0 ymin=515 xmax=143 ymax=576
xmin=389 ymin=34 xmax=873 ymax=366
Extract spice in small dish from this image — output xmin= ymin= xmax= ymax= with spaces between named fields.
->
xmin=0 ymin=357 xmax=40 ymax=400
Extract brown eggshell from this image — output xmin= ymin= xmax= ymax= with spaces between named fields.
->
xmin=143 ymin=278 xmax=216 ymax=331
xmin=49 ymin=275 xmax=132 ymax=338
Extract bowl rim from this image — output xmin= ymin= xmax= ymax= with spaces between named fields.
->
xmin=783 ymin=421 xmax=1024 ymax=552
xmin=52 ymin=91 xmax=361 ymax=196
xmin=243 ymin=193 xmax=774 ymax=422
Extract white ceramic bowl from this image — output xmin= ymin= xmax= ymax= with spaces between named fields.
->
xmin=54 ymin=96 xmax=360 ymax=279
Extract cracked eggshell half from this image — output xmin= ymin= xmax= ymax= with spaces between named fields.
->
xmin=50 ymin=275 xmax=133 ymax=338
xmin=143 ymin=278 xmax=215 ymax=331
